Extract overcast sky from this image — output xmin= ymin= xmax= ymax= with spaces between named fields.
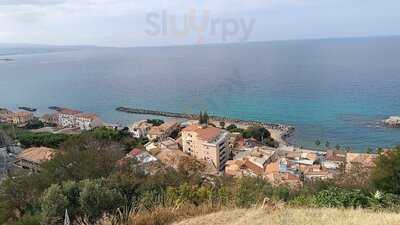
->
xmin=0 ymin=0 xmax=399 ymax=47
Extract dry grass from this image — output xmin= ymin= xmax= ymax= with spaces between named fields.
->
xmin=172 ymin=208 xmax=400 ymax=225
xmin=129 ymin=204 xmax=222 ymax=225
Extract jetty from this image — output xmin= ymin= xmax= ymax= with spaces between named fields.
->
xmin=18 ymin=107 xmax=37 ymax=112
xmin=116 ymin=106 xmax=295 ymax=134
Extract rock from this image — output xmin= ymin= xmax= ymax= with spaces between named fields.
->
xmin=384 ymin=116 xmax=400 ymax=128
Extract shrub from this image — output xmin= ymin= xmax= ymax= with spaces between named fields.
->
xmin=312 ymin=187 xmax=370 ymax=208
xmin=234 ymin=177 xmax=272 ymax=207
xmin=372 ymin=147 xmax=400 ymax=194
xmin=16 ymin=131 xmax=70 ymax=148
xmin=146 ymin=119 xmax=164 ymax=127
xmin=40 ymin=184 xmax=68 ymax=225
xmin=13 ymin=214 xmax=41 ymax=225
xmin=79 ymin=179 xmax=124 ymax=223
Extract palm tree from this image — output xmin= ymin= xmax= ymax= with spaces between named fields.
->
xmin=325 ymin=141 xmax=330 ymax=149
xmin=315 ymin=139 xmax=321 ymax=148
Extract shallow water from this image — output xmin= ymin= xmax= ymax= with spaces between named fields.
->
xmin=1 ymin=37 xmax=400 ymax=151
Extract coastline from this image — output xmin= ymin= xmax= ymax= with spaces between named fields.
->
xmin=116 ymin=106 xmax=295 ymax=146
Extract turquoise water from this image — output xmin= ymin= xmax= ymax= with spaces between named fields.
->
xmin=1 ymin=37 xmax=400 ymax=151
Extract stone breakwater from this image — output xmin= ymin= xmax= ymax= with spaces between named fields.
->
xmin=116 ymin=106 xmax=295 ymax=138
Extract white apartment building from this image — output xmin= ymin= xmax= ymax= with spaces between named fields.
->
xmin=56 ymin=109 xmax=102 ymax=130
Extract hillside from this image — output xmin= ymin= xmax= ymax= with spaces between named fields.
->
xmin=173 ymin=208 xmax=400 ymax=225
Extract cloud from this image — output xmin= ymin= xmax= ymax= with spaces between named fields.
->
xmin=0 ymin=0 xmax=65 ymax=5
xmin=0 ymin=0 xmax=398 ymax=46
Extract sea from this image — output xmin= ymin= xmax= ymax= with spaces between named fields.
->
xmin=1 ymin=37 xmax=400 ymax=151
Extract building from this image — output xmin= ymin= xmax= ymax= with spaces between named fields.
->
xmin=160 ymin=138 xmax=180 ymax=150
xmin=345 ymin=152 xmax=377 ymax=172
xmin=74 ymin=113 xmax=103 ymax=130
xmin=182 ymin=125 xmax=230 ymax=171
xmin=14 ymin=147 xmax=55 ymax=172
xmin=56 ymin=109 xmax=102 ymax=130
xmin=9 ymin=111 xmax=34 ymax=125
xmin=129 ymin=120 xmax=153 ymax=138
xmin=40 ymin=114 xmax=58 ymax=125
xmin=0 ymin=108 xmax=13 ymax=123
xmin=57 ymin=109 xmax=82 ymax=128
xmin=147 ymin=121 xmax=179 ymax=141
xmin=243 ymin=148 xmax=277 ymax=175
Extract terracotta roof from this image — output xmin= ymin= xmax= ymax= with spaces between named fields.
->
xmin=75 ymin=113 xmax=99 ymax=120
xmin=59 ymin=109 xmax=81 ymax=115
xmin=149 ymin=121 xmax=178 ymax=135
xmin=128 ymin=148 xmax=142 ymax=157
xmin=195 ymin=127 xmax=223 ymax=142
xmin=346 ymin=153 xmax=377 ymax=168
xmin=13 ymin=111 xmax=33 ymax=117
xmin=182 ymin=125 xmax=201 ymax=132
xmin=17 ymin=147 xmax=55 ymax=164
xmin=265 ymin=161 xmax=280 ymax=174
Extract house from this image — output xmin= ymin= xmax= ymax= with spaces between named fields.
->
xmin=265 ymin=172 xmax=302 ymax=187
xmin=56 ymin=109 xmax=81 ymax=128
xmin=243 ymin=148 xmax=277 ymax=175
xmin=144 ymin=142 xmax=160 ymax=152
xmin=40 ymin=114 xmax=58 ymax=125
xmin=129 ymin=120 xmax=153 ymax=138
xmin=74 ymin=113 xmax=103 ymax=130
xmin=10 ymin=111 xmax=34 ymax=125
xmin=14 ymin=147 xmax=55 ymax=172
xmin=225 ymin=159 xmax=246 ymax=177
xmin=147 ymin=121 xmax=179 ymax=141
xmin=326 ymin=150 xmax=346 ymax=163
xmin=303 ymin=170 xmax=333 ymax=181
xmin=160 ymin=138 xmax=180 ymax=150
xmin=125 ymin=148 xmax=158 ymax=164
xmin=346 ymin=152 xmax=377 ymax=172
xmin=182 ymin=125 xmax=230 ymax=171
xmin=0 ymin=108 xmax=13 ymax=123
xmin=56 ymin=108 xmax=102 ymax=130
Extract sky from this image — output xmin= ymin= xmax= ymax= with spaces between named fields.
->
xmin=0 ymin=0 xmax=399 ymax=47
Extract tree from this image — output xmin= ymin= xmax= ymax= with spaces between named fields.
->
xmin=226 ymin=124 xmax=237 ymax=131
xmin=203 ymin=111 xmax=209 ymax=125
xmin=219 ymin=121 xmax=226 ymax=129
xmin=79 ymin=179 xmax=124 ymax=223
xmin=40 ymin=137 xmax=124 ymax=184
xmin=40 ymin=184 xmax=68 ymax=225
xmin=325 ymin=141 xmax=330 ymax=149
xmin=335 ymin=144 xmax=341 ymax=150
xmin=16 ymin=131 xmax=71 ymax=148
xmin=372 ymin=147 xmax=400 ymax=194
xmin=315 ymin=139 xmax=321 ymax=148
xmin=198 ymin=111 xmax=204 ymax=124
xmin=146 ymin=119 xmax=164 ymax=127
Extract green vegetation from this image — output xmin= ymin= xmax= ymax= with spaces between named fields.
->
xmin=199 ymin=111 xmax=209 ymax=125
xmin=23 ymin=119 xmax=45 ymax=130
xmin=372 ymin=146 xmax=400 ymax=194
xmin=227 ymin=125 xmax=278 ymax=148
xmin=146 ymin=119 xmax=164 ymax=127
xmin=1 ymin=124 xmax=400 ymax=225
xmin=16 ymin=131 xmax=71 ymax=148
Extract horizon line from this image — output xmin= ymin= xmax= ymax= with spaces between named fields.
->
xmin=1 ymin=34 xmax=400 ymax=49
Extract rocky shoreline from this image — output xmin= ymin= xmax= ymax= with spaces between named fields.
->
xmin=384 ymin=116 xmax=400 ymax=128
xmin=116 ymin=106 xmax=295 ymax=144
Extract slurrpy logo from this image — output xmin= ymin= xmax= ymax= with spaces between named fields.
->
xmin=145 ymin=10 xmax=256 ymax=44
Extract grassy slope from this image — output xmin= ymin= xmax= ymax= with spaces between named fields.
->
xmin=173 ymin=208 xmax=400 ymax=225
